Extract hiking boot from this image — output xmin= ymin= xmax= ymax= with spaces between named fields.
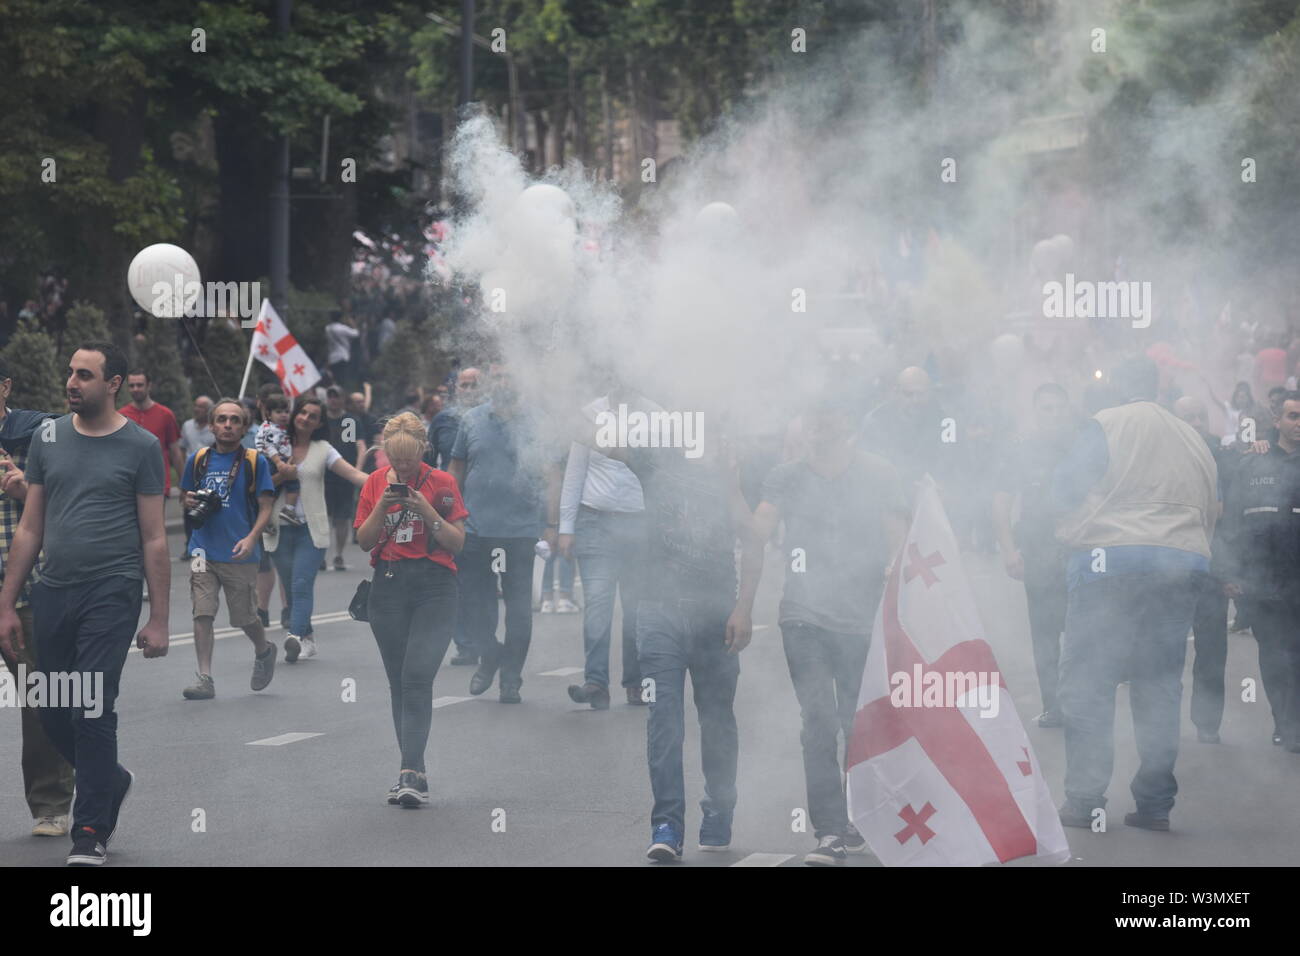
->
xmin=626 ymin=685 xmax=648 ymax=706
xmin=251 ymin=642 xmax=277 ymax=691
xmin=499 ymin=684 xmax=522 ymax=704
xmin=183 ymin=673 xmax=215 ymax=700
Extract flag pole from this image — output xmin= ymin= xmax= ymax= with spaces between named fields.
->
xmin=238 ymin=300 xmax=266 ymax=398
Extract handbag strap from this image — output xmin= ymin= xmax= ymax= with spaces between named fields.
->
xmin=373 ymin=466 xmax=432 ymax=564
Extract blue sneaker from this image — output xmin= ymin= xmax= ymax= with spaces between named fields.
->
xmin=699 ymin=808 xmax=732 ymax=852
xmin=646 ymin=823 xmax=683 ymax=862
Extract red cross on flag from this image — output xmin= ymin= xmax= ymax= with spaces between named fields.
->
xmin=846 ymin=476 xmax=1069 ymax=867
xmin=249 ymin=299 xmax=320 ymax=398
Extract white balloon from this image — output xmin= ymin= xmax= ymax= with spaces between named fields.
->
xmin=127 ymin=244 xmax=201 ymax=317
xmin=990 ymin=333 xmax=1024 ymax=369
xmin=514 ymin=183 xmax=575 ymax=225
xmin=694 ymin=201 xmax=739 ymax=235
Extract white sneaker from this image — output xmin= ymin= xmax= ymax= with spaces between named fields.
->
xmin=301 ymin=636 xmax=318 ymax=659
xmin=540 ymin=599 xmax=555 ymax=614
xmin=555 ymin=597 xmax=580 ymax=614
xmin=32 ymin=814 xmax=69 ymax=837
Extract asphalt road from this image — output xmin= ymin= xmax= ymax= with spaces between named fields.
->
xmin=1 ymin=529 xmax=1296 ymax=867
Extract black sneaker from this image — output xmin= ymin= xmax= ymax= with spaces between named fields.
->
xmin=804 ymin=835 xmax=848 ymax=866
xmin=449 ymin=650 xmax=478 ymax=666
xmin=397 ymin=770 xmax=429 ymax=808
xmin=104 ymin=766 xmax=133 ymax=847
xmin=386 ymin=783 xmax=401 ymax=806
xmin=1058 ymin=801 xmax=1095 ymax=829
xmin=499 ymin=684 xmax=522 ymax=704
xmin=469 ymin=656 xmax=500 ymax=696
xmin=257 ymin=608 xmax=270 ymax=628
xmin=1124 ymin=811 xmax=1170 ymax=832
xmin=67 ymin=827 xmax=107 ymax=866
xmin=251 ymin=642 xmax=277 ymax=692
xmin=843 ymin=823 xmax=869 ymax=854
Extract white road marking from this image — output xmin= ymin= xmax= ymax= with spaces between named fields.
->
xmin=731 ymin=852 xmax=794 ymax=867
xmin=538 ymin=667 xmax=584 ymax=677
xmin=753 ymin=625 xmax=770 ymax=631
xmin=431 ymin=696 xmax=473 ymax=709
xmin=131 ymin=610 xmax=354 ymax=653
xmin=247 ymin=732 xmax=324 ymax=746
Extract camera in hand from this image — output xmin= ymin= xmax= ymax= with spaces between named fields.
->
xmin=186 ymin=488 xmax=223 ymax=527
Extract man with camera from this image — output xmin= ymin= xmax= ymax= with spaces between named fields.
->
xmin=179 ymin=397 xmax=277 ymax=700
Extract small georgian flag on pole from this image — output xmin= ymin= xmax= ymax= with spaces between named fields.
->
xmin=846 ymin=476 xmax=1070 ymax=866
xmin=245 ymin=299 xmax=321 ymax=398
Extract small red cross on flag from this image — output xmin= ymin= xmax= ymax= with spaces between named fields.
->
xmin=846 ymin=476 xmax=1069 ymax=867
xmin=248 ymin=299 xmax=320 ymax=399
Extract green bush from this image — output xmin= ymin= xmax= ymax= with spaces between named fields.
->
xmin=1 ymin=318 xmax=66 ymax=414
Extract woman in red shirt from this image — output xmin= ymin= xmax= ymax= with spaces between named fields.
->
xmin=354 ymin=412 xmax=468 ymax=807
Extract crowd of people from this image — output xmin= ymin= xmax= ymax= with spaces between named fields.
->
xmin=0 ymin=304 xmax=1298 ymax=867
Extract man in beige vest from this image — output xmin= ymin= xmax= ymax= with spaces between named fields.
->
xmin=1052 ymin=357 xmax=1217 ymax=833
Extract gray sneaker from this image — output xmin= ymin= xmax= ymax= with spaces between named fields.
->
xmin=182 ymin=673 xmax=215 ymax=700
xmin=251 ymin=642 xmax=277 ymax=692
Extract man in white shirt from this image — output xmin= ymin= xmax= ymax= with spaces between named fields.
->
xmin=324 ymin=313 xmax=360 ymax=390
xmin=558 ymin=394 xmax=648 ymax=710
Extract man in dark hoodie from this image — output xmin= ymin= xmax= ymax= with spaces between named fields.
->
xmin=0 ymin=357 xmax=74 ymax=837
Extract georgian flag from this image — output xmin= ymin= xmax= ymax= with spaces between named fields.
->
xmin=846 ymin=477 xmax=1069 ymax=867
xmin=250 ymin=299 xmax=320 ymax=398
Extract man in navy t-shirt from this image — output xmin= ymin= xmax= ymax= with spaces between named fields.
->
xmin=180 ymin=398 xmax=277 ymax=701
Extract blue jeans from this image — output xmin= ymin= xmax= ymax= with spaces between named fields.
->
xmin=574 ymin=508 xmax=644 ymax=690
xmin=270 ymin=524 xmax=325 ymax=637
xmin=541 ymin=552 xmax=575 ymax=593
xmin=636 ymin=598 xmax=739 ymax=833
xmin=1058 ymin=570 xmax=1199 ymax=816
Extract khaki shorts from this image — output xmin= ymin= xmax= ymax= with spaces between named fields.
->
xmin=191 ymin=561 xmax=259 ymax=628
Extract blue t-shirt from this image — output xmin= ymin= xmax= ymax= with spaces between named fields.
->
xmin=451 ymin=401 xmax=551 ymax=538
xmin=182 ymin=448 xmax=275 ymax=563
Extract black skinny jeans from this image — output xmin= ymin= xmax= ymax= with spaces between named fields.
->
xmin=367 ymin=559 xmax=459 ymax=774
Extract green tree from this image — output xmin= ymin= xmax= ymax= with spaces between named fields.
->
xmin=61 ymin=301 xmax=110 ymax=353
xmin=133 ymin=318 xmax=191 ymax=415
xmin=200 ymin=319 xmax=254 ymax=398
xmin=1 ymin=318 xmax=65 ymax=413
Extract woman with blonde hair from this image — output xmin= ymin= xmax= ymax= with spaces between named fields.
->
xmin=354 ymin=412 xmax=468 ymax=807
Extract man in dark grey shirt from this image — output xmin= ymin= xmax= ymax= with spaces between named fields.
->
xmin=0 ymin=341 xmax=170 ymax=867
xmin=738 ymin=390 xmax=907 ymax=866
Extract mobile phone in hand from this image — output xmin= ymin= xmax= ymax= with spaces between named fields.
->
xmin=388 ymin=482 xmax=409 ymax=497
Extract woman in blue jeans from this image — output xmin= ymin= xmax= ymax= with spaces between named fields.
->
xmin=264 ymin=396 xmax=366 ymax=661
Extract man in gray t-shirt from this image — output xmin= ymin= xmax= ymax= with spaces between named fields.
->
xmin=0 ymin=341 xmax=170 ymax=866
xmin=735 ymin=393 xmax=908 ymax=865
xmin=24 ymin=414 xmax=163 ymax=586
